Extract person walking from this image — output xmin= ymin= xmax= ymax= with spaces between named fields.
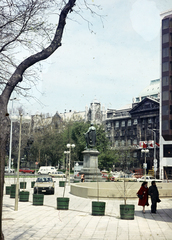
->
xmin=81 ymin=174 xmax=85 ymax=182
xmin=148 ymin=181 xmax=160 ymax=214
xmin=137 ymin=181 xmax=149 ymax=213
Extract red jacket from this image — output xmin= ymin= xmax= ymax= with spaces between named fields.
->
xmin=137 ymin=185 xmax=149 ymax=206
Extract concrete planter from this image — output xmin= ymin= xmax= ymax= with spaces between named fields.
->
xmin=31 ymin=181 xmax=35 ymax=188
xmin=33 ymin=194 xmax=44 ymax=206
xmin=6 ymin=186 xmax=11 ymax=195
xmin=20 ymin=182 xmax=27 ymax=189
xmin=19 ymin=191 xmax=29 ymax=202
xmin=10 ymin=184 xmax=16 ymax=198
xmin=57 ymin=197 xmax=69 ymax=210
xmin=59 ymin=181 xmax=65 ymax=187
xmin=120 ymin=204 xmax=135 ymax=220
xmin=92 ymin=201 xmax=106 ymax=216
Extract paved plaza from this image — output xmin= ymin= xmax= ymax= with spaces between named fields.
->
xmin=2 ymin=178 xmax=172 ymax=240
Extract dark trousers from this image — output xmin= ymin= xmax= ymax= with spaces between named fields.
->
xmin=151 ymin=199 xmax=157 ymax=213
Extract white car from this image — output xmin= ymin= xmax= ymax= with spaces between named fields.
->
xmin=137 ymin=176 xmax=162 ymax=182
xmin=5 ymin=166 xmax=15 ymax=173
xmin=49 ymin=171 xmax=66 ymax=178
xmin=34 ymin=175 xmax=55 ymax=194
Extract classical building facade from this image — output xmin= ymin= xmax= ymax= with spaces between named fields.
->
xmin=105 ymin=97 xmax=160 ymax=173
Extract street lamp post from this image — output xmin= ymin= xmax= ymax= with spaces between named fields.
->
xmin=66 ymin=144 xmax=75 ymax=185
xmin=148 ymin=128 xmax=158 ymax=179
xmin=8 ymin=98 xmax=20 ymax=173
xmin=15 ymin=114 xmax=22 ymax=211
xmin=14 ymin=114 xmax=31 ymax=211
xmin=141 ymin=148 xmax=149 ymax=181
xmin=64 ymin=150 xmax=70 ymax=179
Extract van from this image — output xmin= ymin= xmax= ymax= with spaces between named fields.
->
xmin=37 ymin=166 xmax=56 ymax=175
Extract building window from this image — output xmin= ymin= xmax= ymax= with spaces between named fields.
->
xmin=142 ymin=119 xmax=146 ymax=124
xmin=162 ymin=120 xmax=168 ymax=130
xmin=121 ymin=121 xmax=125 ymax=127
xmin=148 ymin=118 xmax=153 ymax=124
xmin=115 ymin=140 xmax=119 ymax=147
xmin=115 ymin=121 xmax=119 ymax=128
xmin=162 ymin=105 xmax=169 ymax=115
xmin=162 ymin=91 xmax=169 ymax=101
xmin=128 ymin=139 xmax=131 ymax=145
xmin=162 ymin=33 xmax=169 ymax=43
xmin=170 ymin=120 xmax=172 ymax=129
xmin=162 ymin=19 xmax=169 ymax=29
xmin=163 ymin=47 xmax=169 ymax=58
xmin=164 ymin=145 xmax=172 ymax=157
xmin=127 ymin=120 xmax=131 ymax=126
xmin=121 ymin=140 xmax=125 ymax=146
xmin=162 ymin=62 xmax=169 ymax=72
xmin=162 ymin=76 xmax=169 ymax=86
xmin=133 ymin=152 xmax=137 ymax=158
xmin=133 ymin=139 xmax=137 ymax=145
xmin=133 ymin=119 xmax=137 ymax=125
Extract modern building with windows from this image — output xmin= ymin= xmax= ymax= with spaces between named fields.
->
xmin=160 ymin=10 xmax=172 ymax=179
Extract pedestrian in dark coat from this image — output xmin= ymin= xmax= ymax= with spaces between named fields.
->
xmin=148 ymin=181 xmax=160 ymax=214
xmin=137 ymin=181 xmax=149 ymax=213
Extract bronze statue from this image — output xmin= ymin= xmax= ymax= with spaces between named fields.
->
xmin=84 ymin=123 xmax=96 ymax=149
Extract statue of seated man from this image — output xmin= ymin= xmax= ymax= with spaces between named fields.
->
xmin=84 ymin=123 xmax=96 ymax=149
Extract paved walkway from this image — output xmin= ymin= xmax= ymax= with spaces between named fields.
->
xmin=2 ymin=178 xmax=172 ymax=240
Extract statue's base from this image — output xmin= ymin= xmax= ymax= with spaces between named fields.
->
xmin=80 ymin=149 xmax=105 ymax=182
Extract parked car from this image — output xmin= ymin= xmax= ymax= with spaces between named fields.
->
xmin=137 ymin=175 xmax=162 ymax=182
xmin=34 ymin=175 xmax=55 ymax=194
xmin=49 ymin=171 xmax=65 ymax=178
xmin=19 ymin=168 xmax=35 ymax=174
xmin=5 ymin=166 xmax=15 ymax=173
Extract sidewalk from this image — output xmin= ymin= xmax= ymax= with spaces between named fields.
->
xmin=2 ymin=178 xmax=172 ymax=240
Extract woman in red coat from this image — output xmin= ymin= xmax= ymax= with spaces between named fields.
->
xmin=137 ymin=181 xmax=149 ymax=213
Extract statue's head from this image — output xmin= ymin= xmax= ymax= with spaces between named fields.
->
xmin=90 ymin=123 xmax=94 ymax=126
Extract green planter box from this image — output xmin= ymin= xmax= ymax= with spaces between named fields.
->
xmin=33 ymin=194 xmax=44 ymax=206
xmin=92 ymin=201 xmax=106 ymax=216
xmin=6 ymin=186 xmax=11 ymax=195
xmin=31 ymin=181 xmax=35 ymax=188
xmin=10 ymin=184 xmax=16 ymax=198
xmin=120 ymin=204 xmax=135 ymax=220
xmin=20 ymin=182 xmax=27 ymax=189
xmin=19 ymin=191 xmax=30 ymax=202
xmin=59 ymin=181 xmax=65 ymax=187
xmin=74 ymin=180 xmax=80 ymax=183
xmin=57 ymin=197 xmax=69 ymax=210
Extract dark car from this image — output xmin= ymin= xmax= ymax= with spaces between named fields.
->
xmin=34 ymin=175 xmax=55 ymax=194
xmin=19 ymin=168 xmax=35 ymax=174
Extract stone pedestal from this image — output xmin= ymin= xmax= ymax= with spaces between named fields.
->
xmin=80 ymin=149 xmax=103 ymax=182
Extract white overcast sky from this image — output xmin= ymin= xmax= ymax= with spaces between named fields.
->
xmin=9 ymin=0 xmax=172 ymax=115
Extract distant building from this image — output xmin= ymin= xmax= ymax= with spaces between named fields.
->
xmin=59 ymin=98 xmax=106 ymax=124
xmin=105 ymin=97 xmax=160 ymax=172
xmin=133 ymin=79 xmax=160 ymax=103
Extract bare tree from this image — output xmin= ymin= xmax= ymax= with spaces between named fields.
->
xmin=0 ymin=0 xmax=101 ymax=238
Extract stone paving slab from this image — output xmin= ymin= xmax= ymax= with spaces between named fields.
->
xmin=2 ymin=178 xmax=172 ymax=240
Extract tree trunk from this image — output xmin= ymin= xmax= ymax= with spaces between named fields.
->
xmin=0 ymin=97 xmax=10 ymax=240
xmin=0 ymin=1 xmax=76 ymax=238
